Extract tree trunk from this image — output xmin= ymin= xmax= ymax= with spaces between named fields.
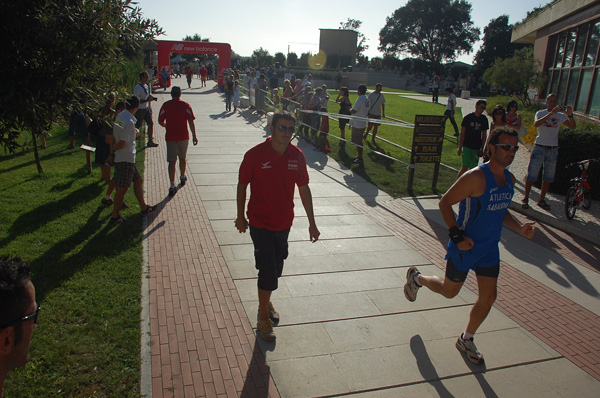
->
xmin=31 ymin=130 xmax=43 ymax=173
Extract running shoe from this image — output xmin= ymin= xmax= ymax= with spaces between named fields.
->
xmin=456 ymin=334 xmax=484 ymax=364
xmin=180 ymin=175 xmax=187 ymax=186
xmin=404 ymin=266 xmax=421 ymax=302
xmin=258 ymin=301 xmax=280 ymax=324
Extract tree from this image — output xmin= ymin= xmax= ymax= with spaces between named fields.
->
xmin=299 ymin=53 xmax=310 ymax=68
xmin=287 ymin=52 xmax=298 ymax=67
xmin=0 ymin=0 xmax=162 ymax=172
xmin=340 ymin=18 xmax=369 ymax=59
xmin=483 ymin=48 xmax=544 ymax=105
xmin=251 ymin=47 xmax=273 ymax=67
xmin=274 ymin=52 xmax=286 ymax=67
xmin=379 ymin=0 xmax=480 ymax=69
xmin=179 ymin=34 xmax=211 ymax=63
xmin=473 ymin=15 xmax=528 ymax=76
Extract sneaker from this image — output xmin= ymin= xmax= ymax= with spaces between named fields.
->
xmin=456 ymin=334 xmax=484 ymax=364
xmin=404 ymin=266 xmax=421 ymax=302
xmin=147 ymin=141 xmax=159 ymax=147
xmin=101 ymin=198 xmax=113 ymax=206
xmin=180 ymin=175 xmax=187 ymax=186
xmin=258 ymin=302 xmax=280 ymax=324
xmin=141 ymin=205 xmax=156 ymax=215
xmin=353 ymin=157 xmax=363 ymax=164
xmin=257 ymin=319 xmax=276 ymax=341
xmin=121 ymin=201 xmax=130 ymax=210
xmin=169 ymin=187 xmax=176 ymax=197
xmin=110 ymin=215 xmax=128 ymax=223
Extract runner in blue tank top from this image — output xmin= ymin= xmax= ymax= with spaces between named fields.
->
xmin=403 ymin=127 xmax=537 ymax=365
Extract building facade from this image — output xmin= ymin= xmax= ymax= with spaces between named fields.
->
xmin=319 ymin=29 xmax=358 ymax=69
xmin=512 ymin=0 xmax=600 ymax=117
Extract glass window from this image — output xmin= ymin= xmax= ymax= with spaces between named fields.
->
xmin=566 ymin=70 xmax=579 ymax=106
xmin=558 ymin=70 xmax=569 ymax=104
xmin=563 ymin=30 xmax=575 ymax=67
xmin=549 ymin=70 xmax=560 ymax=95
xmin=555 ymin=32 xmax=566 ymax=68
xmin=573 ymin=24 xmax=589 ymax=66
xmin=589 ymin=70 xmax=600 ymax=117
xmin=586 ymin=22 xmax=600 ymax=66
xmin=576 ymin=69 xmax=593 ymax=112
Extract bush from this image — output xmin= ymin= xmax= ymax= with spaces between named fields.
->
xmin=554 ymin=128 xmax=600 ymax=199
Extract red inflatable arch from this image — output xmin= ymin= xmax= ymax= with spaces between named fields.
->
xmin=156 ymin=40 xmax=231 ymax=87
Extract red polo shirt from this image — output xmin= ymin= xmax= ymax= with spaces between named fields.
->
xmin=239 ymin=138 xmax=309 ymax=231
xmin=158 ymin=98 xmax=195 ymax=141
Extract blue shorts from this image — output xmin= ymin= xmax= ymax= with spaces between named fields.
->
xmin=444 ymin=249 xmax=500 ymax=282
xmin=527 ymin=145 xmax=558 ymax=182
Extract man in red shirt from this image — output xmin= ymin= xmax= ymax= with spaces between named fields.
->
xmin=200 ymin=65 xmax=208 ymax=87
xmin=236 ymin=112 xmax=320 ymax=341
xmin=158 ymin=86 xmax=198 ymax=196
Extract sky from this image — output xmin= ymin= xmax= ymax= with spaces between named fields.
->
xmin=137 ymin=0 xmax=548 ymax=64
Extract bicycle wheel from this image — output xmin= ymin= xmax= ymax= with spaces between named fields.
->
xmin=583 ymin=191 xmax=592 ymax=209
xmin=565 ymin=187 xmax=577 ymax=220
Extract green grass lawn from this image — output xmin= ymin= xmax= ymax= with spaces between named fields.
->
xmin=0 ymin=128 xmax=144 ymax=397
xmin=323 ymin=91 xmax=463 ymax=197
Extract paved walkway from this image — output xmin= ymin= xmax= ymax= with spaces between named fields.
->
xmin=142 ymin=78 xmax=599 ymax=397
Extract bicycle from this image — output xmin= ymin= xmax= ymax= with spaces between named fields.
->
xmin=564 ymin=158 xmax=598 ymax=220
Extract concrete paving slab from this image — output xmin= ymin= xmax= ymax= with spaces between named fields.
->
xmin=282 ymin=268 xmax=404 ymax=297
xmin=337 ymin=249 xmax=431 ymax=270
xmin=321 ymin=236 xmax=411 ymax=254
xmin=268 ymin=355 xmax=350 ymax=398
xmin=187 ymin=162 xmax=240 ymax=174
xmin=190 ymin=172 xmax=238 ymax=185
xmin=241 ymin=291 xmax=382 ymax=326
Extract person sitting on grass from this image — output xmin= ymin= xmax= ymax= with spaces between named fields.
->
xmin=110 ymin=96 xmax=155 ymax=223
xmin=318 ymin=107 xmax=332 ymax=153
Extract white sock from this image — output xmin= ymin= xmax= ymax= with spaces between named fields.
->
xmin=413 ymin=272 xmax=422 ymax=287
xmin=462 ymin=332 xmax=474 ymax=340
xmin=104 ymin=195 xmax=111 ymax=200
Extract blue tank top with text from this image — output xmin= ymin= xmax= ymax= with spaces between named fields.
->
xmin=447 ymin=163 xmax=513 ymax=254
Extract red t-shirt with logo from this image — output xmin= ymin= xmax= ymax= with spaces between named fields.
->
xmin=239 ymin=138 xmax=309 ymax=231
xmin=158 ymin=98 xmax=195 ymax=141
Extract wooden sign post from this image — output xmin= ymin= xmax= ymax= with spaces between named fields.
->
xmin=407 ymin=115 xmax=446 ymax=192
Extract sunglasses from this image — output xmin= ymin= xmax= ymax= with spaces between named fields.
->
xmin=493 ymin=144 xmax=519 ymax=152
xmin=0 ymin=305 xmax=41 ymax=329
xmin=276 ymin=125 xmax=295 ymax=133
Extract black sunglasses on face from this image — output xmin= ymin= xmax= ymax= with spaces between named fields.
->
xmin=493 ymin=144 xmax=519 ymax=152
xmin=276 ymin=125 xmax=295 ymax=133
xmin=0 ymin=305 xmax=41 ymax=329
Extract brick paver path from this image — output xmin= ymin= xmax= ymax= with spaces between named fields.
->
xmin=144 ymin=119 xmax=280 ymax=398
xmin=353 ymin=199 xmax=600 ymax=381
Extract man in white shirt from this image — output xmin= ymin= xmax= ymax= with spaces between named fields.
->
xmin=110 ymin=96 xmax=156 ymax=222
xmin=521 ymin=93 xmax=576 ymax=211
xmin=134 ymin=71 xmax=158 ymax=147
xmin=364 ymin=83 xmax=386 ymax=143
xmin=444 ymin=87 xmax=459 ymax=137
xmin=350 ymin=84 xmax=370 ymax=164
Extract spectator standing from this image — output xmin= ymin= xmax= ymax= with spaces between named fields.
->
xmin=521 ymin=93 xmax=576 ymax=211
xmin=134 ymin=71 xmax=158 ymax=147
xmin=200 ymin=65 xmax=208 ymax=87
xmin=309 ymin=87 xmax=323 ymax=144
xmin=101 ymin=101 xmax=127 ymax=207
xmin=505 ymin=100 xmax=523 ymax=134
xmin=235 ymin=112 xmax=320 ymax=341
xmin=444 ymin=87 xmax=459 ymax=137
xmin=350 ymin=84 xmax=370 ymax=164
xmin=432 ymin=75 xmax=440 ymax=103
xmin=223 ymin=75 xmax=234 ymax=112
xmin=185 ymin=67 xmax=194 ymax=89
xmin=160 ymin=68 xmax=170 ymax=91
xmin=110 ymin=96 xmax=155 ymax=222
xmin=0 ymin=257 xmax=39 ymax=397
xmin=364 ymin=83 xmax=386 ymax=143
xmin=158 ymin=86 xmax=198 ymax=197
xmin=66 ymin=111 xmax=91 ymax=149
xmin=95 ymin=93 xmax=117 ymax=184
xmin=336 ymin=87 xmax=352 ymax=143
xmin=233 ymin=80 xmax=241 ymax=113
xmin=457 ymin=100 xmax=489 ymax=178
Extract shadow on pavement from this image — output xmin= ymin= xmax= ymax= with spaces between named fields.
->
xmin=242 ymin=337 xmax=275 ymax=398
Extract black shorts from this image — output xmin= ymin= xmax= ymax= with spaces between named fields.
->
xmin=445 ymin=255 xmax=499 ymax=283
xmin=249 ymin=225 xmax=290 ymax=291
xmin=134 ymin=108 xmax=153 ymax=128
